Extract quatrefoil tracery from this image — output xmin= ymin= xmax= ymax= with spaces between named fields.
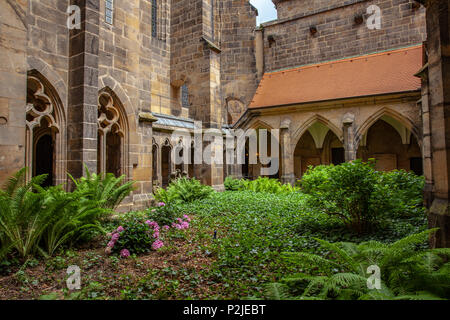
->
xmin=26 ymin=76 xmax=59 ymax=132
xmin=98 ymin=92 xmax=124 ymax=137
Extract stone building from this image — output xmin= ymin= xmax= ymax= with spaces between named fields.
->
xmin=0 ymin=0 xmax=258 ymax=210
xmin=0 ymin=0 xmax=449 ymax=244
xmin=236 ymin=0 xmax=427 ymax=184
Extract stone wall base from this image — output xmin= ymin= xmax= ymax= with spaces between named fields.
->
xmin=428 ymin=198 xmax=450 ymax=248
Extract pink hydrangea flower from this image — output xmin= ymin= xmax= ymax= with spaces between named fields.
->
xmin=107 ymin=241 xmax=115 ymax=248
xmin=120 ymin=249 xmax=130 ymax=258
xmin=111 ymin=233 xmax=120 ymax=241
xmin=181 ymin=221 xmax=189 ymax=229
xmin=117 ymin=226 xmax=125 ymax=233
xmin=153 ymin=231 xmax=160 ymax=239
xmin=152 ymin=240 xmax=164 ymax=250
xmin=157 ymin=202 xmax=165 ymax=207
xmin=183 ymin=214 xmax=191 ymax=222
xmin=163 ymin=225 xmax=170 ymax=231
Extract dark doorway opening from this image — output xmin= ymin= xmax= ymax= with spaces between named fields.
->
xmin=162 ymin=145 xmax=171 ymax=188
xmin=35 ymin=134 xmax=53 ymax=188
xmin=410 ymin=157 xmax=423 ymax=176
xmin=106 ymin=132 xmax=121 ymax=177
xmin=332 ymin=148 xmax=345 ymax=166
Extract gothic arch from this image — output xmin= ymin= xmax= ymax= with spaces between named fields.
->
xmin=26 ymin=71 xmax=67 ymax=186
xmin=28 ymin=58 xmax=67 ymax=110
xmin=97 ymin=87 xmax=130 ymax=179
xmin=247 ymin=119 xmax=274 ymax=130
xmin=6 ymin=0 xmax=26 ymax=28
xmin=355 ymin=108 xmax=421 ymax=148
xmin=99 ymin=75 xmax=138 ymax=144
xmin=292 ymin=114 xmax=343 ymax=149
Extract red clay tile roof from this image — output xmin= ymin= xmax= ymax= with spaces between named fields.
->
xmin=249 ymin=45 xmax=423 ymax=109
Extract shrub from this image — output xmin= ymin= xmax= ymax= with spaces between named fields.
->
xmin=377 ymin=170 xmax=425 ymax=218
xmin=154 ymin=177 xmax=214 ymax=204
xmin=300 ymin=160 xmax=425 ymax=234
xmin=224 ymin=176 xmax=241 ymax=191
xmin=301 ymin=160 xmax=382 ymax=233
xmin=107 ymin=218 xmax=163 ymax=256
xmin=0 ymin=169 xmax=108 ymax=259
xmin=238 ymin=177 xmax=298 ymax=194
xmin=266 ymin=229 xmax=450 ymax=300
xmin=69 ymin=165 xmax=135 ymax=210
xmin=147 ymin=204 xmax=177 ymax=227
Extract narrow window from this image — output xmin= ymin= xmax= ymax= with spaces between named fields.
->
xmin=211 ymin=0 xmax=215 ymax=41
xmin=152 ymin=0 xmax=157 ymax=38
xmin=105 ymin=0 xmax=114 ymax=25
xmin=181 ymin=84 xmax=189 ymax=108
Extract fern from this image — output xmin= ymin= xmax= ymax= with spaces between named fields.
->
xmin=69 ymin=164 xmax=135 ymax=210
xmin=264 ymin=283 xmax=291 ymax=300
xmin=154 ymin=177 xmax=214 ymax=204
xmin=265 ymin=230 xmax=450 ymax=300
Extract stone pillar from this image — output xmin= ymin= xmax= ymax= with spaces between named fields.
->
xmin=420 ymin=0 xmax=450 ymax=248
xmin=255 ymin=26 xmax=264 ymax=80
xmin=0 ymin=0 xmax=28 ymax=183
xmin=280 ymin=119 xmax=295 ymax=185
xmin=67 ymin=0 xmax=100 ymax=180
xmin=415 ymin=47 xmax=433 ymax=208
xmin=342 ymin=113 xmax=356 ymax=161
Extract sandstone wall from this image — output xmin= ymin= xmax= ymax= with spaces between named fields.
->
xmin=219 ymin=0 xmax=258 ymax=125
xmin=0 ymin=0 xmax=28 ymax=183
xmin=262 ymin=0 xmax=426 ymax=72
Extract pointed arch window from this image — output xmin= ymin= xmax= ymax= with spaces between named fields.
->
xmin=97 ymin=90 xmax=128 ymax=177
xmin=26 ymin=73 xmax=66 ymax=187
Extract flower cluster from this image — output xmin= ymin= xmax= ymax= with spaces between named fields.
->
xmin=171 ymin=214 xmax=191 ymax=230
xmin=105 ymin=226 xmax=125 ymax=254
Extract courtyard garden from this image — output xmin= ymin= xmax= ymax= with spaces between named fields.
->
xmin=0 ymin=161 xmax=449 ymax=300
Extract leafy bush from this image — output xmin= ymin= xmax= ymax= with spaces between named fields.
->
xmin=377 ymin=170 xmax=425 ymax=218
xmin=300 ymin=160 xmax=424 ymax=234
xmin=0 ymin=167 xmax=134 ymax=260
xmin=238 ymin=177 xmax=298 ymax=194
xmin=154 ymin=177 xmax=214 ymax=204
xmin=0 ymin=170 xmax=58 ymax=259
xmin=147 ymin=204 xmax=177 ymax=227
xmin=108 ymin=219 xmax=161 ymax=256
xmin=267 ymin=229 xmax=450 ymax=300
xmin=224 ymin=176 xmax=241 ymax=191
xmin=69 ymin=165 xmax=135 ymax=210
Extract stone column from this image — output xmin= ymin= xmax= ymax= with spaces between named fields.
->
xmin=420 ymin=0 xmax=450 ymax=248
xmin=280 ymin=119 xmax=295 ymax=185
xmin=255 ymin=26 xmax=264 ymax=80
xmin=342 ymin=113 xmax=356 ymax=162
xmin=67 ymin=0 xmax=100 ymax=180
xmin=0 ymin=0 xmax=28 ymax=183
xmin=415 ymin=51 xmax=433 ymax=208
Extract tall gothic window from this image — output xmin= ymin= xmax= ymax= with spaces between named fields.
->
xmin=97 ymin=90 xmax=128 ymax=177
xmin=181 ymin=84 xmax=189 ymax=108
xmin=211 ymin=0 xmax=215 ymax=41
xmin=152 ymin=0 xmax=157 ymax=38
xmin=105 ymin=0 xmax=114 ymax=25
xmin=26 ymin=73 xmax=66 ymax=187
